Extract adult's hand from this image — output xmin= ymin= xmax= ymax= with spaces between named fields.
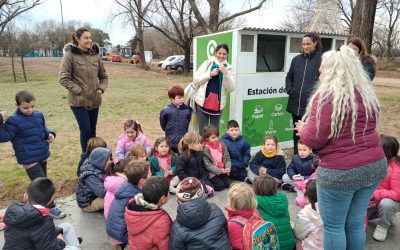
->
xmin=219 ymin=64 xmax=228 ymax=75
xmin=97 ymin=89 xmax=103 ymax=95
xmin=210 ymin=68 xmax=220 ymax=77
xmin=295 ymin=120 xmax=305 ymax=136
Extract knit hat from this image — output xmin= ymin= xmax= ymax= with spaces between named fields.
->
xmin=176 ymin=177 xmax=204 ymax=202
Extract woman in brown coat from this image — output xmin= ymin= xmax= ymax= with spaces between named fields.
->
xmin=59 ymin=27 xmax=108 ymax=153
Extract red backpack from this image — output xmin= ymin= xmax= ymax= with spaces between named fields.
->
xmin=230 ymin=213 xmax=280 ymax=250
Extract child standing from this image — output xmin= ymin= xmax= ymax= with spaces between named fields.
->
xmin=125 ymin=176 xmax=172 ymax=250
xmin=220 ymin=120 xmax=251 ymax=181
xmin=169 ymin=177 xmax=230 ymax=250
xmin=160 ymin=85 xmax=192 ymax=153
xmin=104 ymin=158 xmax=128 ymax=219
xmin=368 ymin=134 xmax=400 ymax=242
xmin=294 ymin=180 xmax=324 ymax=250
xmin=203 ymin=125 xmax=231 ymax=191
xmin=253 ymin=174 xmax=295 ymax=250
xmin=116 ymin=119 xmax=151 ymax=160
xmin=282 ymin=140 xmax=315 ymax=191
xmin=225 ymin=182 xmax=259 ymax=249
xmin=247 ymin=135 xmax=286 ymax=184
xmin=76 ymin=147 xmax=113 ymax=212
xmin=106 ymin=160 xmax=150 ymax=249
xmin=3 ymin=177 xmax=81 ymax=249
xmin=175 ymin=132 xmax=214 ymax=195
xmin=0 ymin=90 xmax=65 ymax=219
xmin=148 ymin=137 xmax=180 ymax=193
xmin=77 ymin=136 xmax=107 ymax=176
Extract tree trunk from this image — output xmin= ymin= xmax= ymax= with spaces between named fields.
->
xmin=183 ymin=42 xmax=191 ymax=74
xmin=137 ymin=16 xmax=146 ymax=67
xmin=208 ymin=0 xmax=220 ymax=32
xmin=350 ymin=0 xmax=377 ymax=52
xmin=11 ymin=51 xmax=16 ymax=82
xmin=21 ymin=56 xmax=27 ymax=82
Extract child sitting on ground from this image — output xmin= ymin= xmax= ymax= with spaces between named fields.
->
xmin=77 ymin=136 xmax=107 ymax=176
xmin=106 ymin=160 xmax=150 ymax=249
xmin=253 ymin=174 xmax=295 ymax=250
xmin=3 ymin=177 xmax=81 ymax=249
xmin=0 ymin=90 xmax=65 ymax=219
xmin=160 ymin=84 xmax=192 ymax=153
xmin=126 ymin=144 xmax=147 ymax=161
xmin=293 ymin=157 xmax=319 ymax=207
xmin=203 ymin=125 xmax=231 ymax=191
xmin=175 ymin=132 xmax=214 ymax=196
xmin=104 ymin=158 xmax=128 ymax=219
xmin=76 ymin=147 xmax=113 ymax=212
xmin=220 ymin=120 xmax=251 ymax=181
xmin=247 ymin=135 xmax=286 ymax=184
xmin=148 ymin=137 xmax=180 ymax=193
xmin=116 ymin=119 xmax=151 ymax=160
xmin=368 ymin=134 xmax=400 ymax=242
xmin=294 ymin=180 xmax=323 ymax=250
xmin=125 ymin=176 xmax=172 ymax=249
xmin=169 ymin=177 xmax=230 ymax=250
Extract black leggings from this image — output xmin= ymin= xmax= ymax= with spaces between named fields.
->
xmin=210 ymin=174 xmax=230 ymax=191
xmin=25 ymin=161 xmax=47 ymax=181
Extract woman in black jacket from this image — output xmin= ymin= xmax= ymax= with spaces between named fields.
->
xmin=285 ymin=32 xmax=322 ymax=154
xmin=348 ymin=37 xmax=376 ymax=81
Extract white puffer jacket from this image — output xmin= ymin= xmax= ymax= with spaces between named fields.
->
xmin=193 ymin=58 xmax=235 ymax=110
xmin=294 ymin=203 xmax=324 ymax=250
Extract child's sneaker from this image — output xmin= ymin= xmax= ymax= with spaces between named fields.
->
xmin=281 ymin=183 xmax=295 ymax=192
xmin=244 ymin=177 xmax=252 ymax=184
xmin=373 ymin=225 xmax=388 ymax=242
xmin=391 ymin=214 xmax=397 ymax=226
xmin=50 ymin=207 xmax=66 ymax=219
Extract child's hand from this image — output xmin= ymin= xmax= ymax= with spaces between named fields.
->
xmin=47 ymin=134 xmax=55 ymax=143
xmin=259 ymin=166 xmax=267 ymax=175
xmin=22 ymin=192 xmax=28 ymax=203
xmin=0 ymin=111 xmax=8 ymax=122
xmin=164 ymin=172 xmax=169 ymax=178
xmin=167 ymin=170 xmax=173 ymax=176
xmin=56 ymin=233 xmax=64 ymax=240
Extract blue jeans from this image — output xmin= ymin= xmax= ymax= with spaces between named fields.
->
xmin=71 ymin=107 xmax=99 ymax=152
xmin=318 ymin=181 xmax=380 ymax=250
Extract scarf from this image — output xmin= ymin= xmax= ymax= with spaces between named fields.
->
xmin=261 ymin=147 xmax=279 ymax=158
xmin=134 ymin=193 xmax=159 ymax=210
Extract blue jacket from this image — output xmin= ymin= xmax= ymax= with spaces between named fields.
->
xmin=0 ymin=109 xmax=55 ymax=164
xmin=106 ymin=181 xmax=141 ymax=243
xmin=220 ymin=133 xmax=250 ymax=169
xmin=250 ymin=151 xmax=286 ymax=179
xmin=76 ymin=147 xmax=110 ymax=208
xmin=160 ymin=103 xmax=192 ymax=149
xmin=287 ymin=154 xmax=315 ymax=179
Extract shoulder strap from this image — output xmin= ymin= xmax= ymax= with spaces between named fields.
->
xmin=230 ymin=215 xmax=248 ymax=227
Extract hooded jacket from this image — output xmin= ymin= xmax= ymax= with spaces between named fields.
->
xmin=59 ymin=43 xmax=108 ymax=110
xmin=125 ymin=198 xmax=172 ymax=250
xmin=370 ymin=158 xmax=400 ymax=206
xmin=0 ymin=109 xmax=55 ymax=165
xmin=220 ymin=133 xmax=251 ymax=169
xmin=3 ymin=202 xmax=65 ymax=250
xmin=287 ymin=154 xmax=315 ymax=179
xmin=169 ymin=198 xmax=230 ymax=250
xmin=294 ymin=203 xmax=324 ymax=250
xmin=257 ymin=193 xmax=295 ymax=250
xmin=104 ymin=173 xmax=127 ymax=219
xmin=76 ymin=147 xmax=110 ymax=208
xmin=193 ymin=58 xmax=235 ymax=110
xmin=106 ymin=181 xmax=142 ymax=243
xmin=116 ymin=132 xmax=151 ymax=160
xmin=285 ymin=51 xmax=321 ymax=117
xmin=160 ymin=103 xmax=192 ymax=149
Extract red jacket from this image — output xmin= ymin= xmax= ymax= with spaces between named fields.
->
xmin=125 ymin=203 xmax=172 ymax=250
xmin=225 ymin=207 xmax=259 ymax=250
xmin=370 ymin=159 xmax=400 ymax=206
xmin=300 ymin=91 xmax=384 ymax=169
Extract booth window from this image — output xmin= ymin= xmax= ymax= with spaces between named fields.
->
xmin=321 ymin=38 xmax=333 ymax=53
xmin=290 ymin=37 xmax=302 ymax=53
xmin=335 ymin=39 xmax=345 ymax=50
xmin=241 ymin=35 xmax=254 ymax=52
xmin=257 ymin=34 xmax=286 ymax=72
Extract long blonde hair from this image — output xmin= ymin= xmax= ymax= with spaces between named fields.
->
xmin=303 ymin=45 xmax=380 ymax=142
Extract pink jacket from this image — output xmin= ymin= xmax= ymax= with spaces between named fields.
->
xmin=116 ymin=132 xmax=151 ymax=160
xmin=294 ymin=172 xmax=316 ymax=207
xmin=104 ymin=174 xmax=126 ymax=219
xmin=294 ymin=203 xmax=324 ymax=250
xmin=300 ymin=91 xmax=384 ymax=169
xmin=370 ymin=159 xmax=400 ymax=207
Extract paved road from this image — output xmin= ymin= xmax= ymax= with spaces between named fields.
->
xmin=1 ymin=183 xmax=399 ymax=250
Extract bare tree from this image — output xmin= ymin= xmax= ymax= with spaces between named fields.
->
xmin=380 ymin=0 xmax=400 ymax=58
xmin=113 ymin=0 xmax=153 ymax=66
xmin=189 ymin=0 xmax=267 ymax=33
xmin=15 ymin=31 xmax=37 ymax=82
xmin=351 ymin=0 xmax=378 ymax=52
xmin=0 ymin=0 xmax=43 ymax=35
xmin=279 ymin=0 xmax=317 ymax=31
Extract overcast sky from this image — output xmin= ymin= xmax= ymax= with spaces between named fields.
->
xmin=24 ymin=0 xmax=289 ymax=45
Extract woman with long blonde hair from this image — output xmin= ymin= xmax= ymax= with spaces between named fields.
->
xmin=295 ymin=46 xmax=387 ymax=250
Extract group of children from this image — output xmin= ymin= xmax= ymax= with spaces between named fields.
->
xmin=0 ymin=85 xmax=399 ymax=249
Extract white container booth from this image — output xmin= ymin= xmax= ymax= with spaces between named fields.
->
xmin=193 ymin=28 xmax=347 ymax=152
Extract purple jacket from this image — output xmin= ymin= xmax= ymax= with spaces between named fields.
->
xmin=300 ymin=91 xmax=385 ymax=169
xmin=116 ymin=132 xmax=151 ymax=160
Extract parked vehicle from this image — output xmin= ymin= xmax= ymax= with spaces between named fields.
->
xmin=111 ymin=53 xmax=122 ymax=62
xmin=161 ymin=55 xmax=184 ymax=70
xmin=158 ymin=55 xmax=178 ymax=67
xmin=170 ymin=56 xmax=193 ymax=71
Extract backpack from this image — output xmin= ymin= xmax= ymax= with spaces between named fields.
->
xmin=230 ymin=213 xmax=280 ymax=250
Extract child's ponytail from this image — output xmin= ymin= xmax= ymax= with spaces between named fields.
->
xmin=178 ymin=132 xmax=202 ymax=157
xmin=124 ymin=119 xmax=144 ymax=134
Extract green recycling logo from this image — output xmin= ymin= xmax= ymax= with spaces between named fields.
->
xmin=207 ymin=40 xmax=217 ymax=60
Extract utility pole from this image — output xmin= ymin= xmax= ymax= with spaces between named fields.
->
xmin=60 ymin=0 xmax=66 ymax=47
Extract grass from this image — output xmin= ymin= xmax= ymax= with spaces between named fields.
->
xmin=0 ymin=58 xmax=191 ymax=207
